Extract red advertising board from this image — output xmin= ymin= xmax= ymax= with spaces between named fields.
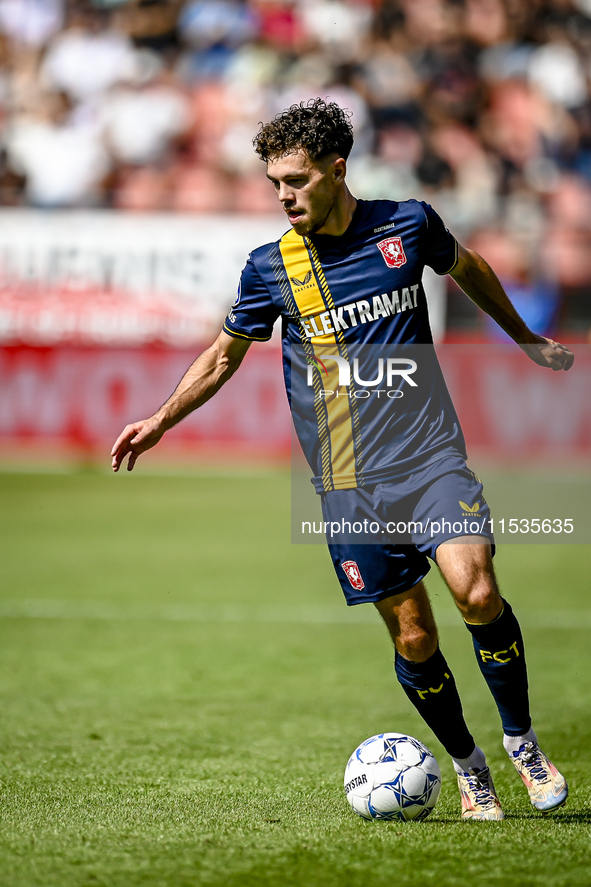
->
xmin=0 ymin=343 xmax=291 ymax=460
xmin=0 ymin=343 xmax=588 ymax=463
xmin=438 ymin=344 xmax=590 ymax=458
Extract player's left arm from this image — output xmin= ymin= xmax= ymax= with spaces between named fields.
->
xmin=111 ymin=330 xmax=251 ymax=472
xmin=449 ymin=244 xmax=574 ymax=371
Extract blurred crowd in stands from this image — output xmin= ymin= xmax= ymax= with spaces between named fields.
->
xmin=0 ymin=0 xmax=590 ymax=333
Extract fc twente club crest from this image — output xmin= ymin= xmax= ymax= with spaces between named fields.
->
xmin=342 ymin=560 xmax=365 ymax=590
xmin=377 ymin=236 xmax=407 ymax=268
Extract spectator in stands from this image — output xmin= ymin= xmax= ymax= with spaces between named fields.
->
xmin=101 ymin=63 xmax=190 ymax=167
xmin=5 ymin=89 xmax=110 ymax=206
xmin=0 ymin=0 xmax=63 ymax=49
xmin=41 ymin=5 xmax=136 ymax=104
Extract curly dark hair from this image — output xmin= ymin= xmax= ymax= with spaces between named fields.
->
xmin=253 ymin=98 xmax=354 ymax=163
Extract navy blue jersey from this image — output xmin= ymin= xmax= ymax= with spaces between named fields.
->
xmin=223 ymin=198 xmax=465 ymax=492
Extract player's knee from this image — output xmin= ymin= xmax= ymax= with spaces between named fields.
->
xmin=458 ymin=576 xmax=502 ymax=623
xmin=396 ymin=623 xmax=438 ymax=663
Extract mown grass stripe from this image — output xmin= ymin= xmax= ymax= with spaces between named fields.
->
xmin=1 ymin=598 xmax=590 ymax=629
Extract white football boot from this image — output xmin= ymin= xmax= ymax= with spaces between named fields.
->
xmin=510 ymin=742 xmax=568 ymax=813
xmin=457 ymin=766 xmax=505 ymax=820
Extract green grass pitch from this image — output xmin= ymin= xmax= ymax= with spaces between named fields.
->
xmin=0 ymin=468 xmax=590 ymax=887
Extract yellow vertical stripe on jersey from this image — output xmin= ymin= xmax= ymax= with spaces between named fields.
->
xmin=308 ymin=241 xmax=365 ymax=478
xmin=279 ymin=229 xmax=357 ymax=488
xmin=279 ymin=230 xmax=335 ymax=345
xmin=313 ymin=342 xmax=357 ymax=489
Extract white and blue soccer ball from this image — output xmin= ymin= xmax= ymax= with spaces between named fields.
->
xmin=344 ymin=732 xmax=441 ymax=822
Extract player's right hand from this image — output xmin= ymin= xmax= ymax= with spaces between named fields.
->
xmin=111 ymin=417 xmax=165 ymax=472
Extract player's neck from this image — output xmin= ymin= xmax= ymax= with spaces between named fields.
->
xmin=316 ymin=187 xmax=357 ymax=238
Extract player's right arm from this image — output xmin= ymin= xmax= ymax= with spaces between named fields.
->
xmin=111 ymin=330 xmax=251 ymax=472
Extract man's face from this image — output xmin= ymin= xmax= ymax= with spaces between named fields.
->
xmin=266 ymin=150 xmax=343 ymax=236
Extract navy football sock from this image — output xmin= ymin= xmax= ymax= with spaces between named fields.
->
xmin=395 ymin=647 xmax=475 ymax=759
xmin=464 ymin=598 xmax=531 ymax=736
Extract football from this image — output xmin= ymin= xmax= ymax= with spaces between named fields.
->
xmin=344 ymin=732 xmax=441 ymax=822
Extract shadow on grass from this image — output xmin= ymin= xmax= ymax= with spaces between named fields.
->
xmin=499 ymin=808 xmax=591 ymax=823
xmin=536 ymin=810 xmax=591 ymax=823
xmin=424 ymin=804 xmax=591 ymax=824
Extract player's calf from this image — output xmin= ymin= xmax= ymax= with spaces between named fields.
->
xmin=464 ymin=599 xmax=531 ymax=737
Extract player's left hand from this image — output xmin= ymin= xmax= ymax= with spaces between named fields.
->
xmin=519 ymin=337 xmax=574 ymax=371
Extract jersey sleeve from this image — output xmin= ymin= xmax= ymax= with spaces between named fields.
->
xmin=223 ymin=253 xmax=280 ymax=342
xmin=420 ymin=201 xmax=458 ymax=275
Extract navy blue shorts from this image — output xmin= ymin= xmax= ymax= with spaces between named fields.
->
xmin=321 ymin=467 xmax=495 ymax=606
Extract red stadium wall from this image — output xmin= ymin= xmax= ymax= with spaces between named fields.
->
xmin=438 ymin=345 xmax=590 ymax=459
xmin=0 ymin=343 xmax=588 ymax=464
xmin=0 ymin=344 xmax=291 ymax=462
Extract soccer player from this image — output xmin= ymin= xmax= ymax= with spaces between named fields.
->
xmin=111 ymin=99 xmax=574 ymax=820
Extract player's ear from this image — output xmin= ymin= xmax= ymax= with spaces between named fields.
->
xmin=333 ymin=157 xmax=347 ymax=183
